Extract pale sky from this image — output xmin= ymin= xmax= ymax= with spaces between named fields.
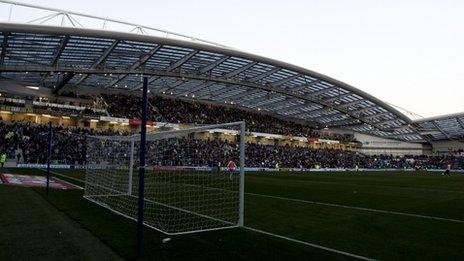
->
xmin=6 ymin=0 xmax=464 ymax=118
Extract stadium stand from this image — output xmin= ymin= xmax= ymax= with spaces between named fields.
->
xmin=100 ymin=93 xmax=357 ymax=141
xmin=0 ymin=92 xmax=107 ymax=117
xmin=1 ymin=3 xmax=464 ymax=261
xmin=0 ymin=2 xmax=462 ymax=171
xmin=0 ymin=120 xmax=461 ymax=170
xmin=0 ymin=121 xmax=126 ymax=165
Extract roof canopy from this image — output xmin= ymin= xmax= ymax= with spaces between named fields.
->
xmin=412 ymin=113 xmax=464 ymax=141
xmin=0 ymin=2 xmax=462 ymax=143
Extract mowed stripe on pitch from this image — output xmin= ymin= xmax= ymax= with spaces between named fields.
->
xmin=246 ymin=192 xmax=464 ymax=223
xmin=46 ymin=170 xmax=377 ymax=260
xmin=47 ymin=169 xmax=464 ymax=224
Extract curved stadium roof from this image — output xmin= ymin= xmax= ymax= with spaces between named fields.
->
xmin=0 ymin=1 xmax=462 ymax=143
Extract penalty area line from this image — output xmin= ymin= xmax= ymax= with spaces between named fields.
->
xmin=53 ymin=176 xmax=84 ymax=190
xmin=244 ymin=226 xmax=377 ymax=261
xmin=38 ymin=169 xmax=85 ymax=189
xmin=246 ymin=192 xmax=464 ymax=224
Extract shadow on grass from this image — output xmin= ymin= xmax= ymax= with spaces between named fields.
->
xmin=34 ymin=188 xmax=347 ymax=260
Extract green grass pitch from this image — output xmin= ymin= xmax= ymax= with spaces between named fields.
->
xmin=1 ymin=168 xmax=464 ymax=260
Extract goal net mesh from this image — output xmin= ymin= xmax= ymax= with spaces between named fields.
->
xmin=84 ymin=122 xmax=244 ymax=235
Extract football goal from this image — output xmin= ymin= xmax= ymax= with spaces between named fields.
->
xmin=84 ymin=122 xmax=245 ymax=235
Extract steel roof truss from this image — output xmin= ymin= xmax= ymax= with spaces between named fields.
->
xmin=74 ymin=39 xmax=120 ymax=86
xmin=361 ymin=112 xmax=391 ymax=121
xmin=165 ymin=50 xmax=199 ymax=72
xmin=308 ymin=86 xmax=338 ymax=97
xmin=215 ymin=87 xmax=251 ymax=101
xmin=41 ymin=35 xmax=70 ymax=83
xmin=105 ymin=44 xmax=161 ymax=88
xmin=177 ymin=81 xmax=214 ymax=97
xmin=433 ymin=121 xmax=452 ymax=139
xmin=198 ymin=56 xmax=229 ymax=74
xmin=322 ymin=92 xmax=351 ymax=103
xmin=260 ymin=97 xmax=300 ymax=110
xmin=456 ymin=117 xmax=464 ymax=129
xmin=195 ymin=84 xmax=228 ymax=99
xmin=247 ymin=67 xmax=280 ymax=82
xmin=270 ymin=73 xmax=300 ymax=87
xmin=290 ymin=79 xmax=322 ymax=93
xmin=224 ymin=61 xmax=257 ymax=78
xmin=52 ymin=72 xmax=75 ymax=94
xmin=129 ymin=75 xmax=159 ymax=91
xmin=224 ymin=88 xmax=260 ymax=101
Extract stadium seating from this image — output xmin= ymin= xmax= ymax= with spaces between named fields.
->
xmin=99 ymin=93 xmax=356 ymax=142
xmin=0 ymin=121 xmax=461 ymax=169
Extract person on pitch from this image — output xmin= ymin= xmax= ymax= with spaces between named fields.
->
xmin=443 ymin=163 xmax=451 ymax=176
xmin=227 ymin=159 xmax=237 ymax=180
xmin=0 ymin=152 xmax=6 ymax=168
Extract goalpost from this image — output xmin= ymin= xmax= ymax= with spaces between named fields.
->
xmin=84 ymin=121 xmax=245 ymax=235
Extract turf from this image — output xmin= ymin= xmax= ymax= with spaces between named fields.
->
xmin=2 ymin=168 xmax=464 ymax=260
xmin=1 ymin=168 xmax=343 ymax=260
xmin=0 ymin=185 xmax=121 ymax=260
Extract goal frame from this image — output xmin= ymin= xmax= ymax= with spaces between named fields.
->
xmin=84 ymin=121 xmax=246 ymax=235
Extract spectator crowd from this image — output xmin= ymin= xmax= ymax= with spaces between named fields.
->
xmin=1 ymin=92 xmax=356 ymax=142
xmin=0 ymin=93 xmax=106 ymax=118
xmin=0 ymin=122 xmax=127 ymax=166
xmin=0 ymin=121 xmax=462 ymax=170
xmin=101 ymin=94 xmax=355 ymax=142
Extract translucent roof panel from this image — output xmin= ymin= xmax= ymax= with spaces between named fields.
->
xmin=1 ymin=23 xmax=462 ymax=142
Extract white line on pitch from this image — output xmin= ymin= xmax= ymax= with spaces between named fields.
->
xmin=41 ymin=171 xmax=375 ymax=259
xmin=53 ymin=176 xmax=84 ymax=190
xmin=244 ymin=226 xmax=377 ymax=261
xmin=38 ymin=168 xmax=85 ymax=184
xmin=39 ymin=169 xmax=464 ymax=224
xmin=246 ymin=192 xmax=464 ymax=224
xmin=247 ymin=176 xmax=464 ymax=194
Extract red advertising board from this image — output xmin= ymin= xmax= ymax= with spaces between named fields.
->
xmin=129 ymin=119 xmax=154 ymax=126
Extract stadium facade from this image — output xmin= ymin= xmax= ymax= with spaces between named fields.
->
xmin=0 ymin=0 xmax=463 ymax=154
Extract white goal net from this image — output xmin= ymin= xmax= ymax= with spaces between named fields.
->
xmin=84 ymin=122 xmax=245 ymax=235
